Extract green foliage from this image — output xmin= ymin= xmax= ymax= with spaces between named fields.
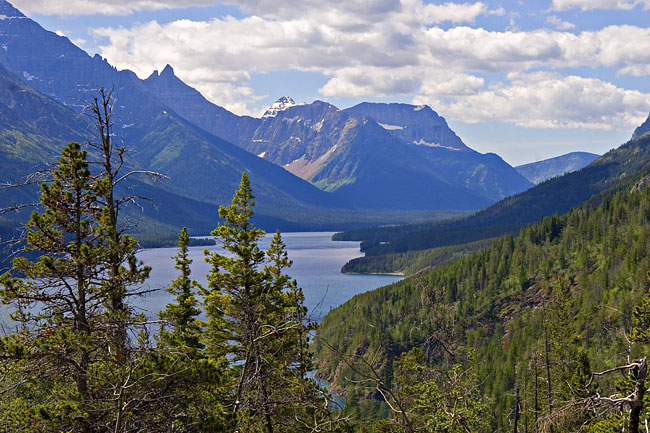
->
xmin=630 ymin=270 xmax=650 ymax=343
xmin=158 ymin=227 xmax=203 ymax=351
xmin=316 ymin=170 xmax=650 ymax=432
xmin=394 ymin=348 xmax=492 ymax=433
xmin=204 ymin=173 xmax=336 ymax=432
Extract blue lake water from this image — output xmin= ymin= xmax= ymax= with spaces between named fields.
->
xmin=135 ymin=232 xmax=402 ymax=322
xmin=0 ymin=232 xmax=401 ymax=329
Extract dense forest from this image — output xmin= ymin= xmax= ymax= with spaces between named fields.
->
xmin=315 ymin=160 xmax=650 ymax=431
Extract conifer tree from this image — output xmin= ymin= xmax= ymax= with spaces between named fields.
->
xmin=0 ymin=142 xmax=102 ymax=431
xmin=205 ymin=173 xmax=333 ymax=432
xmin=151 ymin=227 xmax=230 ymax=432
xmin=158 ymin=227 xmax=203 ymax=351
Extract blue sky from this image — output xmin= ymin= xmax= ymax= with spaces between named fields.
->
xmin=11 ymin=0 xmax=650 ymax=165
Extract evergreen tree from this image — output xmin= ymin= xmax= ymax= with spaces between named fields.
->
xmin=204 ymin=173 xmax=333 ymax=432
xmin=0 ymin=142 xmax=102 ymax=431
xmin=158 ymin=227 xmax=203 ymax=351
xmin=150 ymin=227 xmax=231 ymax=432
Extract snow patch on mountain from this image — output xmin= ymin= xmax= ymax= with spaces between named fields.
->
xmin=263 ymin=96 xmax=304 ymax=118
xmin=258 ymin=151 xmax=266 ymax=158
xmin=413 ymin=139 xmax=461 ymax=150
xmin=313 ymin=119 xmax=325 ymax=132
xmin=379 ymin=123 xmax=404 ymax=131
xmin=22 ymin=71 xmax=36 ymax=81
xmin=414 ymin=105 xmax=426 ymax=111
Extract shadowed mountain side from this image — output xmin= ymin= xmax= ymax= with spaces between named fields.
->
xmin=344 ymin=102 xmax=533 ymax=200
xmin=516 ymin=151 xmax=600 ymax=184
xmin=335 ymin=132 xmax=650 ymax=256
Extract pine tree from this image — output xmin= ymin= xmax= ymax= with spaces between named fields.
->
xmin=151 ymin=227 xmax=231 ymax=432
xmin=158 ymin=227 xmax=203 ymax=351
xmin=205 ymin=173 xmax=333 ymax=432
xmin=0 ymin=142 xmax=102 ymax=432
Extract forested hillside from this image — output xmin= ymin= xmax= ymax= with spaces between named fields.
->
xmin=315 ymin=168 xmax=650 ymax=431
xmin=334 ymin=132 xmax=650 ymax=264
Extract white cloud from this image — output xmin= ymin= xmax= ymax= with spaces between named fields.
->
xmin=551 ymin=0 xmax=650 ymax=11
xmin=546 ymin=15 xmax=575 ymax=30
xmin=228 ymin=0 xmax=402 ymax=21
xmin=81 ymin=0 xmax=650 ymax=127
xmin=319 ymin=67 xmax=422 ymax=97
xmin=419 ymin=2 xmax=502 ymax=24
xmin=417 ymin=25 xmax=650 ymax=74
xmin=10 ymin=0 xmax=219 ymax=16
xmin=413 ymin=72 xmax=650 ymax=130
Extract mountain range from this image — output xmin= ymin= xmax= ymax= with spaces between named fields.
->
xmin=335 ymin=129 xmax=650 ymax=262
xmin=0 ymin=0 xmax=607 ymax=238
xmin=144 ymin=66 xmax=532 ymax=208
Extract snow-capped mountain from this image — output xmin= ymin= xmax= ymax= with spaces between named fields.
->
xmin=263 ymin=96 xmax=304 ymax=118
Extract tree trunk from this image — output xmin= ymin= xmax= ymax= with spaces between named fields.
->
xmin=543 ymin=307 xmax=553 ymax=433
xmin=514 ymin=386 xmax=520 ymax=433
xmin=628 ymin=357 xmax=647 ymax=433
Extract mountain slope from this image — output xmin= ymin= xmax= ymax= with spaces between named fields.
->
xmin=335 ymin=132 xmax=650 ymax=257
xmin=633 ymin=111 xmax=650 ymax=140
xmin=142 ymin=65 xmax=259 ymax=147
xmin=344 ymin=102 xmax=533 ymax=201
xmin=516 ymin=151 xmax=600 ymax=184
xmin=315 ymin=168 xmax=650 ymax=430
xmin=0 ymin=63 xmax=224 ymax=236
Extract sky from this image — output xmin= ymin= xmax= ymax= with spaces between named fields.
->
xmin=11 ymin=0 xmax=650 ymax=165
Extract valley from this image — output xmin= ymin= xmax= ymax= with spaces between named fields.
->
xmin=1 ymin=1 xmax=650 ymax=432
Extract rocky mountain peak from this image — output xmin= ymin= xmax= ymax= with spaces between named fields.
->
xmin=161 ymin=64 xmax=175 ymax=77
xmin=263 ymin=96 xmax=302 ymax=118
xmin=344 ymin=102 xmax=469 ymax=151
xmin=0 ymin=0 xmax=25 ymax=19
xmin=632 ymin=112 xmax=650 ymax=140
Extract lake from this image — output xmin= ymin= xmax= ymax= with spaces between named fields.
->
xmin=135 ymin=232 xmax=402 ymax=322
xmin=0 ymin=232 xmax=401 ymax=329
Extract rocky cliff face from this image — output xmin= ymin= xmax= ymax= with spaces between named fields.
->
xmin=344 ymin=102 xmax=469 ymax=151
